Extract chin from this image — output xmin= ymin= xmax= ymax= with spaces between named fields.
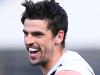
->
xmin=30 ymin=62 xmax=39 ymax=66
xmin=30 ymin=59 xmax=48 ymax=66
xmin=29 ymin=60 xmax=39 ymax=66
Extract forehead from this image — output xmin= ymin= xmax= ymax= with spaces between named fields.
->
xmin=24 ymin=19 xmax=49 ymax=32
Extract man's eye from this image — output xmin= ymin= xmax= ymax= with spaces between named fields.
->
xmin=37 ymin=35 xmax=43 ymax=38
xmin=31 ymin=32 xmax=44 ymax=37
xmin=24 ymin=32 xmax=28 ymax=36
xmin=23 ymin=30 xmax=28 ymax=36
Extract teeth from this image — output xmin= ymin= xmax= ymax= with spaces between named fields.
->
xmin=29 ymin=48 xmax=38 ymax=51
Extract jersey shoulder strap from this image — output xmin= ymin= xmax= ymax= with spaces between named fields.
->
xmin=50 ymin=64 xmax=62 ymax=75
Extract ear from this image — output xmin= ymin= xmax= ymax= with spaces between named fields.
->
xmin=55 ymin=30 xmax=64 ymax=45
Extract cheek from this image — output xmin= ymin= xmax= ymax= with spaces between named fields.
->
xmin=37 ymin=38 xmax=49 ymax=47
xmin=44 ymin=42 xmax=54 ymax=56
xmin=44 ymin=47 xmax=54 ymax=60
xmin=37 ymin=37 xmax=55 ymax=55
xmin=40 ymin=42 xmax=53 ymax=58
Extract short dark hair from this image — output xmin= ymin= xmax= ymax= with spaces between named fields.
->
xmin=21 ymin=0 xmax=68 ymax=48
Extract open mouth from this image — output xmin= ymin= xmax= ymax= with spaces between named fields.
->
xmin=28 ymin=48 xmax=40 ymax=54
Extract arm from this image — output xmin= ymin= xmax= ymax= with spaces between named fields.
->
xmin=56 ymin=70 xmax=81 ymax=75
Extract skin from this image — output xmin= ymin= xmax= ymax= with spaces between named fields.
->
xmin=56 ymin=70 xmax=81 ymax=75
xmin=23 ymin=19 xmax=81 ymax=75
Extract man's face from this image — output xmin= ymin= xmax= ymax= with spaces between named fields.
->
xmin=23 ymin=19 xmax=56 ymax=66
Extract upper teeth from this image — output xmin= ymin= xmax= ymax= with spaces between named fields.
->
xmin=29 ymin=48 xmax=38 ymax=51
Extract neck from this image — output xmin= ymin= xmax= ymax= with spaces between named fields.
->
xmin=41 ymin=47 xmax=64 ymax=75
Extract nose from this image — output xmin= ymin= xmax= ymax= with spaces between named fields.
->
xmin=25 ymin=34 xmax=35 ymax=46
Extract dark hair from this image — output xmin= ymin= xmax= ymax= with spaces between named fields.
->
xmin=21 ymin=0 xmax=68 ymax=48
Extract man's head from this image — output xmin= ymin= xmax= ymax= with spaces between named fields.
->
xmin=21 ymin=0 xmax=68 ymax=66
xmin=21 ymin=0 xmax=68 ymax=48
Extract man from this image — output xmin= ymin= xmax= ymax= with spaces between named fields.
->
xmin=21 ymin=0 xmax=95 ymax=75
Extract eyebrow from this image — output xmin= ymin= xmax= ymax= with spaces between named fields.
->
xmin=23 ymin=29 xmax=45 ymax=36
xmin=31 ymin=31 xmax=45 ymax=36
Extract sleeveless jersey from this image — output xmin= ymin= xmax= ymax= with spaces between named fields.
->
xmin=47 ymin=50 xmax=95 ymax=75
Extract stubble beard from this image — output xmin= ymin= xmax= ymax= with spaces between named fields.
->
xmin=30 ymin=58 xmax=49 ymax=66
